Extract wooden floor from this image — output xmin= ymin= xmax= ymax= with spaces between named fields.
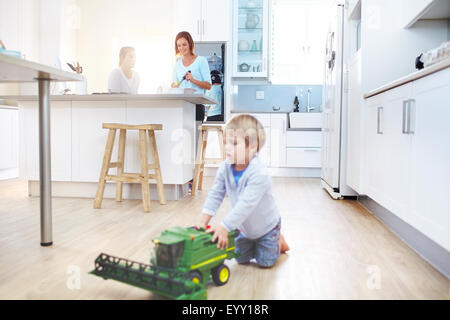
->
xmin=0 ymin=177 xmax=448 ymax=300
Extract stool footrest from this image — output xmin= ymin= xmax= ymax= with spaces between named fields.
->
xmin=108 ymin=162 xmax=123 ymax=168
xmin=106 ymin=174 xmax=141 ymax=183
xmin=105 ymin=173 xmax=157 ymax=183
xmin=198 ymin=158 xmax=224 ymax=164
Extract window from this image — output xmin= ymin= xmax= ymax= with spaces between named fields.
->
xmin=271 ymin=0 xmax=334 ymax=84
xmin=112 ymin=36 xmax=173 ymax=93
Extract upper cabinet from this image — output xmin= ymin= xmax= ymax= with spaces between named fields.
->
xmin=270 ymin=0 xmax=332 ymax=84
xmin=173 ymin=0 xmax=231 ymax=42
xmin=232 ymin=0 xmax=269 ymax=78
xmin=402 ymin=0 xmax=450 ymax=28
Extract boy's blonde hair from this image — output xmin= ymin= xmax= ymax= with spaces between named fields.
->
xmin=225 ymin=114 xmax=266 ymax=152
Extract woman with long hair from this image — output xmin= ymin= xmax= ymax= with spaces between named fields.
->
xmin=172 ymin=31 xmax=211 ymax=121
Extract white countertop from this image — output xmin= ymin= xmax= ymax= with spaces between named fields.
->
xmin=0 ymin=54 xmax=83 ymax=82
xmin=364 ymin=57 xmax=450 ymax=98
xmin=0 ymin=93 xmax=217 ymax=105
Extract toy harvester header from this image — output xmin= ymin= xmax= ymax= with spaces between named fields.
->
xmin=90 ymin=226 xmax=240 ymax=300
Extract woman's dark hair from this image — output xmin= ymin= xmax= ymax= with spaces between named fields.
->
xmin=175 ymin=31 xmax=194 ymax=55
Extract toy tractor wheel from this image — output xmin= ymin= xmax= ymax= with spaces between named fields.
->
xmin=188 ymin=270 xmax=202 ymax=284
xmin=211 ymin=263 xmax=230 ymax=286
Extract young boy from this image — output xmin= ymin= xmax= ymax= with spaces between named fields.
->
xmin=197 ymin=114 xmax=289 ymax=268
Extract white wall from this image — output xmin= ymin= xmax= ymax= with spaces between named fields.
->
xmin=0 ymin=0 xmax=40 ymax=95
xmin=0 ymin=0 xmax=78 ymax=95
xmin=76 ymin=0 xmax=175 ymax=94
xmin=361 ymin=0 xmax=448 ymax=93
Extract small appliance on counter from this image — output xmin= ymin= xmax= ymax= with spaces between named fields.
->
xmin=415 ymin=41 xmax=450 ymax=70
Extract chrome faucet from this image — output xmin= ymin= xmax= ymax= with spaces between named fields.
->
xmin=306 ymin=88 xmax=315 ymax=112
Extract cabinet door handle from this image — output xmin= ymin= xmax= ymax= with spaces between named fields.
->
xmin=407 ymin=99 xmax=415 ymax=134
xmin=377 ymin=106 xmax=383 ymax=134
xmin=402 ymin=100 xmax=409 ymax=134
xmin=202 ymin=19 xmax=205 ymax=35
xmin=197 ymin=20 xmax=200 ymax=36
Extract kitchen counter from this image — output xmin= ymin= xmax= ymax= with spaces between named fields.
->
xmin=15 ymin=94 xmax=211 ymax=201
xmin=364 ymin=57 xmax=450 ymax=98
xmin=0 ymin=105 xmax=18 ymax=110
xmin=0 ymin=93 xmax=216 ymax=105
xmin=231 ymin=109 xmax=290 ymax=113
xmin=286 ymin=128 xmax=321 ymax=131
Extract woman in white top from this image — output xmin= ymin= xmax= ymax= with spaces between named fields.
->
xmin=108 ymin=47 xmax=140 ymax=94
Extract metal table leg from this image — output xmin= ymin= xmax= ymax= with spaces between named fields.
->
xmin=38 ymin=79 xmax=53 ymax=246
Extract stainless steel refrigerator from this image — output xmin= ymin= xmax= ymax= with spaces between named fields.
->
xmin=321 ymin=3 xmax=357 ymax=199
xmin=195 ymin=42 xmax=226 ymax=122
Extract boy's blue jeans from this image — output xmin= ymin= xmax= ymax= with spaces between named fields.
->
xmin=234 ymin=219 xmax=281 ymax=267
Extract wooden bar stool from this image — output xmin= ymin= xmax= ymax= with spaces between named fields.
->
xmin=94 ymin=123 xmax=166 ymax=212
xmin=192 ymin=124 xmax=225 ymax=196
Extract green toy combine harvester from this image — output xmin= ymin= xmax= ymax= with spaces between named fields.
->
xmin=90 ymin=226 xmax=239 ymax=300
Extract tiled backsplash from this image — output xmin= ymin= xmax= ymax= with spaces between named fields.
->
xmin=231 ymin=84 xmax=323 ymax=113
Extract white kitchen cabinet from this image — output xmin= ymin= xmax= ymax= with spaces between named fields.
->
xmin=346 ymin=50 xmax=365 ymax=194
xmin=0 ymin=107 xmax=19 ymax=179
xmin=247 ymin=113 xmax=287 ymax=168
xmin=408 ymin=68 xmax=450 ymax=250
xmin=364 ymin=67 xmax=450 ymax=250
xmin=286 ymin=131 xmax=321 ymax=148
xmin=365 ymin=94 xmax=386 ymax=206
xmin=269 ymin=113 xmax=286 ymax=167
xmin=71 ymin=101 xmax=126 ymax=182
xmin=201 ymin=0 xmax=231 ymax=41
xmin=173 ymin=0 xmax=230 ymax=42
xmin=271 ymin=1 xmax=330 ymax=84
xmin=248 ymin=113 xmax=271 ymax=167
xmin=286 ymin=130 xmax=321 ymax=168
xmin=19 ymin=101 xmax=72 ymax=181
xmin=286 ymin=148 xmax=321 ymax=168
xmin=373 ymin=84 xmax=412 ymax=222
xmin=366 ymin=84 xmax=413 ymax=222
xmin=232 ymin=0 xmax=269 ymax=77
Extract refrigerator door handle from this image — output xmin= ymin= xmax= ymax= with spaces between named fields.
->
xmin=377 ymin=106 xmax=383 ymax=134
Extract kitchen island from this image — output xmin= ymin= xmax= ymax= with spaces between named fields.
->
xmin=1 ymin=93 xmax=216 ymax=200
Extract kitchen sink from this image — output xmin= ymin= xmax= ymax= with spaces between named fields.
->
xmin=289 ymin=112 xmax=322 ymax=129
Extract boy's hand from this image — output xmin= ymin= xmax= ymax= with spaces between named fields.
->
xmin=194 ymin=213 xmax=212 ymax=230
xmin=207 ymin=224 xmax=229 ymax=250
